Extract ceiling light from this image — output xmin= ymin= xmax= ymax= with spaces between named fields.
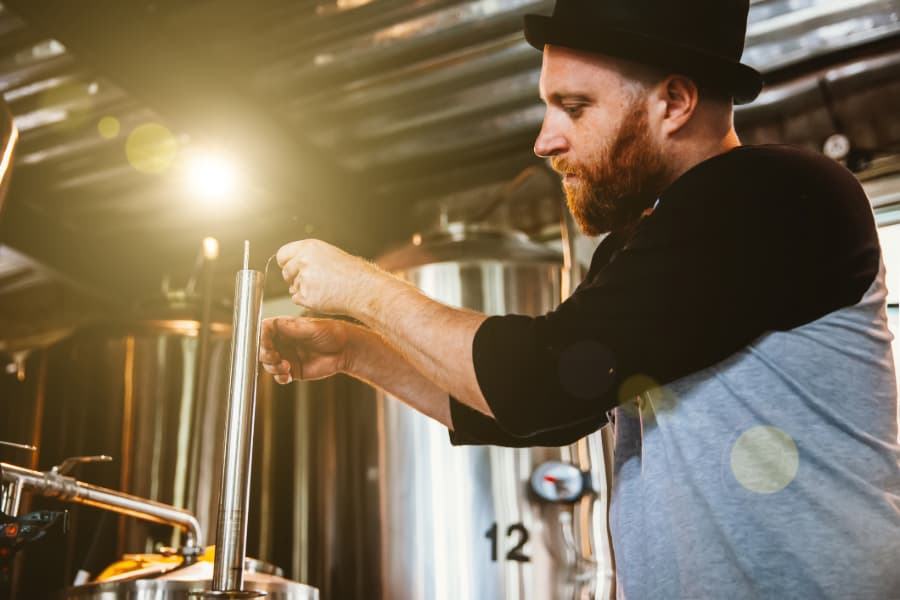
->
xmin=184 ymin=150 xmax=240 ymax=202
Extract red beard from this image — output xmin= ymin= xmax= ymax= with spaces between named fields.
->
xmin=552 ymin=105 xmax=670 ymax=236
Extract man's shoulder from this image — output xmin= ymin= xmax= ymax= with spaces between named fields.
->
xmin=662 ymin=144 xmax=868 ymax=218
xmin=725 ymin=144 xmax=859 ymax=183
xmin=682 ymin=144 xmax=857 ymax=188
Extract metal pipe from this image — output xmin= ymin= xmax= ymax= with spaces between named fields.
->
xmin=208 ymin=241 xmax=265 ymax=597
xmin=186 ymin=236 xmax=220 ymax=530
xmin=0 ymin=441 xmax=36 ymax=452
xmin=0 ymin=461 xmax=203 ymax=549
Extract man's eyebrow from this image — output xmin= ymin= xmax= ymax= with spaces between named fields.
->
xmin=543 ymin=92 xmax=594 ymax=105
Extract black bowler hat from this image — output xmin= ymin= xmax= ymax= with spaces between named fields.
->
xmin=523 ymin=0 xmax=764 ymax=104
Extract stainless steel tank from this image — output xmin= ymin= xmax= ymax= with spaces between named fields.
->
xmin=38 ymin=315 xmax=233 ymax=552
xmin=373 ymin=223 xmax=615 ymax=600
xmin=63 ymin=560 xmax=318 ymax=599
xmin=253 ymin=368 xmax=382 ymax=600
xmin=4 ymin=308 xmax=259 ymax=597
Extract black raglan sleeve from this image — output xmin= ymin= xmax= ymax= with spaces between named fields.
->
xmin=450 ymin=146 xmax=880 ymax=444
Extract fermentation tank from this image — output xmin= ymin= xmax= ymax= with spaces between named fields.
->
xmin=2 ymin=306 xmax=260 ymax=596
xmin=372 ymin=223 xmax=615 ymax=600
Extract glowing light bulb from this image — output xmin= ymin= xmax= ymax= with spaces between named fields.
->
xmin=202 ymin=237 xmax=220 ymax=260
xmin=185 ymin=151 xmax=240 ymax=202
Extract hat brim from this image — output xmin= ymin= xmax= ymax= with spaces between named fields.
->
xmin=524 ymin=14 xmax=763 ymax=104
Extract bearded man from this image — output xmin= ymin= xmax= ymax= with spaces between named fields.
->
xmin=260 ymin=0 xmax=900 ymax=596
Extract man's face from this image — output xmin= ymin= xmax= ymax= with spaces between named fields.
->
xmin=534 ymin=46 xmax=671 ymax=236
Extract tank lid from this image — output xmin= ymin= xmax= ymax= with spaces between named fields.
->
xmin=377 ymin=222 xmax=562 ymax=272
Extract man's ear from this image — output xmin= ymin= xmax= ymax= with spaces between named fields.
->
xmin=657 ymin=75 xmax=699 ymax=137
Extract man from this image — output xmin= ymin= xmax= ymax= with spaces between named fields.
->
xmin=261 ymin=0 xmax=900 ymax=597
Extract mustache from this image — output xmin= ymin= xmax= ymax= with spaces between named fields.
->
xmin=550 ymin=157 xmax=585 ymax=177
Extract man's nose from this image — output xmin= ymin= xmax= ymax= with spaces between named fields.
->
xmin=533 ymin=114 xmax=567 ymax=158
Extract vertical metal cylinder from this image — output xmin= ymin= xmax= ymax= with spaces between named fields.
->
xmin=210 ymin=250 xmax=265 ymax=594
xmin=186 ymin=242 xmax=219 ymax=526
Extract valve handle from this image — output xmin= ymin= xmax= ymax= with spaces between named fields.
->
xmin=52 ymin=455 xmax=113 ymax=476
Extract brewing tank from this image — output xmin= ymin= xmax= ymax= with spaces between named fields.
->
xmin=374 ymin=223 xmax=614 ymax=600
xmin=2 ymin=310 xmax=253 ymax=597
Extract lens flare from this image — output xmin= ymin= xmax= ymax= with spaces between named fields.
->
xmin=126 ymin=123 xmax=177 ymax=174
xmin=97 ymin=116 xmax=120 ymax=139
xmin=730 ymin=426 xmax=799 ymax=494
xmin=617 ymin=374 xmax=660 ymax=417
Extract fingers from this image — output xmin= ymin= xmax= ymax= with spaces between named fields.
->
xmin=275 ymin=241 xmax=302 ymax=269
xmin=276 ymin=239 xmax=317 ymax=269
xmin=260 ymin=318 xmax=292 ymax=384
xmin=259 ymin=318 xmax=279 ymax=361
xmin=262 ymin=358 xmax=293 ymax=383
xmin=260 ymin=316 xmax=324 ymax=385
xmin=282 ymin=261 xmax=299 ymax=288
xmin=261 ymin=358 xmax=291 ymax=375
xmin=287 ymin=272 xmax=302 ymax=296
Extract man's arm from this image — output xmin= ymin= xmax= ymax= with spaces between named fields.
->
xmin=344 ymin=323 xmax=457 ymax=428
xmin=275 ymin=238 xmax=494 ymax=418
xmin=260 ymin=315 xmax=606 ymax=446
xmin=351 ymin=274 xmax=493 ymax=418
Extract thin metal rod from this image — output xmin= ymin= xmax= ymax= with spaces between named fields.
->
xmin=0 ymin=441 xmax=36 ymax=452
xmin=210 ymin=246 xmax=265 ymax=594
xmin=186 ymin=237 xmax=220 ymax=533
xmin=0 ymin=462 xmax=202 ymax=548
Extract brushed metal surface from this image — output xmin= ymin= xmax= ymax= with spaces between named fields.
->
xmin=211 ymin=266 xmax=265 ymax=593
xmin=375 ymin=225 xmax=613 ymax=600
xmin=64 ymin=562 xmax=317 ymax=600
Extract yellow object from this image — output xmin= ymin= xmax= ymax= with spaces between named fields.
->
xmin=95 ymin=546 xmax=217 ymax=582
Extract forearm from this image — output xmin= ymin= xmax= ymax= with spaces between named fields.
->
xmin=350 ymin=270 xmax=492 ymax=417
xmin=344 ymin=323 xmax=455 ymax=428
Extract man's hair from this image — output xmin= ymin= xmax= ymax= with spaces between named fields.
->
xmin=615 ymin=58 xmax=734 ymax=107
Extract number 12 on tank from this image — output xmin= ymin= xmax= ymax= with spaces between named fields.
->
xmin=484 ymin=522 xmax=531 ymax=562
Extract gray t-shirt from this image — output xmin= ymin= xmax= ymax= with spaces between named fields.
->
xmin=610 ymin=261 xmax=900 ymax=599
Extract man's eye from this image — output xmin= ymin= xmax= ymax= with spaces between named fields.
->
xmin=563 ymin=105 xmax=584 ymax=117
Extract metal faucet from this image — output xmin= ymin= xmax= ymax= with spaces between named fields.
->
xmin=0 ymin=455 xmax=203 ymax=558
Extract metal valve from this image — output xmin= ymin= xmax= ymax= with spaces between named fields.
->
xmin=530 ymin=461 xmax=594 ymax=504
xmin=51 ymin=455 xmax=113 ymax=476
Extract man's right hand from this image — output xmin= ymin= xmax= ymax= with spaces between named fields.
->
xmin=260 ymin=314 xmax=459 ymax=429
xmin=259 ymin=317 xmax=352 ymax=384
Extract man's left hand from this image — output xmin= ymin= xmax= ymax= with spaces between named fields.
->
xmin=276 ymin=239 xmax=380 ymax=316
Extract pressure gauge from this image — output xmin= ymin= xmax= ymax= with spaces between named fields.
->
xmin=530 ymin=461 xmax=590 ymax=504
xmin=823 ymin=134 xmax=850 ymax=161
